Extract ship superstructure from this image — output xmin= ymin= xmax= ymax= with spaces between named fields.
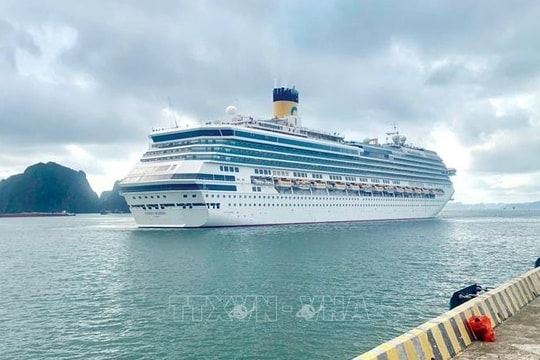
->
xmin=119 ymin=87 xmax=455 ymax=227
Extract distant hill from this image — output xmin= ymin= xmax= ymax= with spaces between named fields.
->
xmin=445 ymin=201 xmax=540 ymax=211
xmin=99 ymin=180 xmax=129 ymax=213
xmin=0 ymin=162 xmax=100 ymax=213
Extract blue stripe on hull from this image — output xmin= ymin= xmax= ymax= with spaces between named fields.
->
xmin=120 ymin=183 xmax=237 ymax=192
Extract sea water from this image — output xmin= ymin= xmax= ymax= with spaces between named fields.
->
xmin=0 ymin=209 xmax=539 ymax=359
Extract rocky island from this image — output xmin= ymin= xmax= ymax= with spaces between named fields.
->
xmin=0 ymin=162 xmax=128 ymax=215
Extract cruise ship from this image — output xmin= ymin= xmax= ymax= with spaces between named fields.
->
xmin=119 ymin=87 xmax=455 ymax=227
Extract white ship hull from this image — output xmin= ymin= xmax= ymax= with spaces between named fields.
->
xmin=123 ymin=184 xmax=452 ymax=228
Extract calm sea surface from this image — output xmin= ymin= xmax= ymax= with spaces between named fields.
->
xmin=1 ymin=209 xmax=539 ymax=359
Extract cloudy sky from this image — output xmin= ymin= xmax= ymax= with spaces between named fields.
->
xmin=1 ymin=0 xmax=540 ymax=204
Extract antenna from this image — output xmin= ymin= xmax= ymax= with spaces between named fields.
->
xmin=167 ymin=96 xmax=179 ymax=128
xmin=386 ymin=121 xmax=399 ymax=135
xmin=385 ymin=122 xmax=400 ymax=144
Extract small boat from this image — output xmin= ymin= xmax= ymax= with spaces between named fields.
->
xmin=253 ymin=176 xmax=274 ymax=185
xmin=293 ymin=180 xmax=311 ymax=190
xmin=329 ymin=182 xmax=346 ymax=191
xmin=311 ymin=181 xmax=327 ymax=190
xmin=347 ymin=183 xmax=360 ymax=191
xmin=360 ymin=184 xmax=373 ymax=192
xmin=274 ymin=178 xmax=292 ymax=187
xmin=251 ymin=177 xmax=267 ymax=185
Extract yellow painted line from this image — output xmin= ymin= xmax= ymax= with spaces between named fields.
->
xmin=505 ymin=285 xmax=521 ymax=312
xmin=517 ymin=278 xmax=534 ymax=303
xmin=453 ymin=312 xmax=473 ymax=345
xmin=521 ymin=277 xmax=536 ymax=301
xmin=499 ymin=289 xmax=515 ymax=317
xmin=427 ymin=325 xmax=450 ymax=360
xmin=484 ymin=296 xmax=502 ymax=326
xmin=386 ymin=333 xmax=419 ymax=358
xmin=402 ymin=337 xmax=417 ymax=359
xmin=352 ymin=352 xmax=377 ymax=360
xmin=528 ymin=270 xmax=540 ymax=291
xmin=409 ymin=328 xmax=434 ymax=359
xmin=493 ymin=291 xmax=511 ymax=319
xmin=530 ymin=272 xmax=540 ymax=292
xmin=510 ymin=281 xmax=526 ymax=307
xmin=482 ymin=299 xmax=497 ymax=326
xmin=441 ymin=318 xmax=461 ymax=354
xmin=471 ymin=303 xmax=482 ymax=316
xmin=378 ymin=343 xmax=399 ymax=360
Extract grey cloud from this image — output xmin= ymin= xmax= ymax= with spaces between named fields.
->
xmin=1 ymin=0 xmax=540 ymax=201
xmin=0 ymin=17 xmax=41 ymax=69
xmin=470 ymin=126 xmax=540 ymax=174
xmin=0 ymin=73 xmax=154 ymax=146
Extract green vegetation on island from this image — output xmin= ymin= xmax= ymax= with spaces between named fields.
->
xmin=0 ymin=162 xmax=128 ymax=214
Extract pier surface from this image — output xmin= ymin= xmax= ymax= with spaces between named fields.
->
xmin=353 ymin=266 xmax=540 ymax=360
xmin=455 ymin=295 xmax=540 ymax=359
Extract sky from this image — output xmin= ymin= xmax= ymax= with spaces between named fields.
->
xmin=1 ymin=0 xmax=540 ymax=204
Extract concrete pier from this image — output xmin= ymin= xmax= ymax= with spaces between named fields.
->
xmin=353 ymin=266 xmax=540 ymax=360
xmin=455 ymin=295 xmax=540 ymax=359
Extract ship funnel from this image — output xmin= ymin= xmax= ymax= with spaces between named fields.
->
xmin=273 ymin=86 xmax=299 ymax=118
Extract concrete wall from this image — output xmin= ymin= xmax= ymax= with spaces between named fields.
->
xmin=353 ymin=266 xmax=540 ymax=360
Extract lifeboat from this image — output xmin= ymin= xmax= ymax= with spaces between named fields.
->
xmin=347 ymin=183 xmax=360 ymax=191
xmin=251 ymin=176 xmax=272 ymax=185
xmin=274 ymin=178 xmax=292 ymax=188
xmin=293 ymin=179 xmax=311 ymax=190
xmin=311 ymin=181 xmax=327 ymax=190
xmin=360 ymin=184 xmax=373 ymax=192
xmin=332 ymin=182 xmax=346 ymax=191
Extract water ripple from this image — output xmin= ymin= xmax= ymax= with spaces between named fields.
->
xmin=0 ymin=210 xmax=539 ymax=359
